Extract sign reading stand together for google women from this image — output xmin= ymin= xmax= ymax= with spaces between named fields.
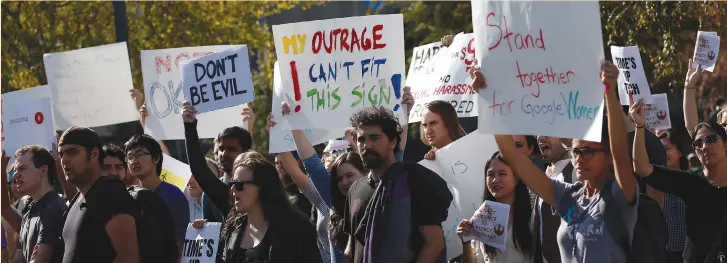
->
xmin=43 ymin=42 xmax=138 ymax=130
xmin=471 ymin=1 xmax=605 ymax=141
xmin=141 ymin=46 xmax=247 ymax=140
xmin=611 ymin=46 xmax=652 ymax=105
xmin=272 ymin=14 xmax=407 ymax=130
xmin=181 ymin=46 xmax=255 ymax=114
xmin=182 ymin=222 xmax=221 ymax=263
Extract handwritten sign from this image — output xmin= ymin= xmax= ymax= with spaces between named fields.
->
xmin=141 ymin=46 xmax=248 ymax=140
xmin=470 ymin=201 xmax=510 ymax=250
xmin=269 ymin=62 xmax=346 ymax=153
xmin=160 ymin=153 xmax=192 ymax=192
xmin=611 ymin=46 xmax=652 ymax=105
xmin=472 ymin=1 xmax=605 ymax=141
xmin=1 ymin=97 xmax=55 ymax=164
xmin=692 ymin=31 xmax=720 ymax=72
xmin=181 ymin=46 xmax=254 ymax=114
xmin=418 ymin=131 xmax=499 ymax=260
xmin=408 ymin=33 xmax=479 ymax=123
xmin=181 ymin=222 xmax=221 ymax=263
xmin=43 ymin=42 xmax=138 ymax=129
xmin=272 ymin=14 xmax=407 ymax=129
xmin=645 ymin=93 xmax=671 ymax=131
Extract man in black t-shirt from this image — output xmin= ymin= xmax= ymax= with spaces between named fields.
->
xmin=4 ymin=146 xmax=66 ymax=263
xmin=58 ymin=126 xmax=140 ymax=263
xmin=343 ymin=107 xmax=452 ymax=263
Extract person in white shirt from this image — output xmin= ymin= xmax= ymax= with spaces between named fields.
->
xmin=457 ymin=151 xmax=535 ymax=263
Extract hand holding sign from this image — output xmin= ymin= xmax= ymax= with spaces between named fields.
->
xmin=456 ymin=219 xmax=474 ymax=241
xmin=628 ymin=94 xmax=647 ymax=128
xmin=601 ymin=61 xmax=619 ymax=92
xmin=469 ymin=63 xmax=486 ymax=92
xmin=685 ymin=59 xmax=704 ymax=90
xmin=181 ymin=101 xmax=199 ymax=124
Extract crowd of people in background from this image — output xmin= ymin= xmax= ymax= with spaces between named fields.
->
xmin=1 ymin=25 xmax=726 ymax=263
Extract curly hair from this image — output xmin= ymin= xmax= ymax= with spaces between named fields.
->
xmin=348 ymin=106 xmax=402 ymax=152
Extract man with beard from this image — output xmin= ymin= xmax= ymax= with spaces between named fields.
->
xmin=343 ymin=106 xmax=453 ymax=263
xmin=534 ymin=136 xmax=574 ymax=263
xmin=57 ymin=126 xmax=139 ymax=263
xmin=102 ymin=144 xmax=137 ymax=187
xmin=1 ymin=146 xmax=66 ymax=263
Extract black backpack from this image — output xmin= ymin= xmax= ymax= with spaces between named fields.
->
xmin=562 ymin=180 xmax=668 ymax=263
xmin=68 ymin=177 xmax=178 ymax=263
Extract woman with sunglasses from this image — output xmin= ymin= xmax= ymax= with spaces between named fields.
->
xmin=490 ymin=62 xmax=638 ymax=263
xmin=631 ymin=62 xmax=727 ymax=263
xmin=456 ymin=151 xmax=536 ymax=263
xmin=192 ymin=157 xmax=322 ymax=263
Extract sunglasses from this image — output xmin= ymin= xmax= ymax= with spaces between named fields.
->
xmin=227 ymin=180 xmax=256 ymax=191
xmin=692 ymin=134 xmax=719 ymax=150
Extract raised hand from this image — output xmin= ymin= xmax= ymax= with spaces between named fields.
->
xmin=424 ymin=149 xmax=437 ymax=161
xmin=456 ymin=219 xmax=473 ymax=240
xmin=129 ymin=89 xmax=144 ymax=110
xmin=191 ymin=219 xmax=207 ymax=229
xmin=401 ymin=86 xmax=414 ymax=114
xmin=441 ymin=34 xmax=455 ymax=47
xmin=685 ymin=59 xmax=703 ymax=89
xmin=181 ymin=101 xmax=198 ymax=123
xmin=281 ymin=102 xmax=292 ymax=116
xmin=601 ymin=61 xmax=619 ymax=90
xmin=1 ymin=150 xmax=9 ymax=177
xmin=242 ymin=105 xmax=255 ymax=123
xmin=628 ymin=94 xmax=647 ymax=128
xmin=469 ymin=64 xmax=487 ymax=92
xmin=266 ymin=113 xmax=276 ymax=132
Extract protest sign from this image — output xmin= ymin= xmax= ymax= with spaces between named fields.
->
xmin=611 ymin=46 xmax=652 ymax=105
xmin=418 ymin=131 xmax=499 ymax=260
xmin=141 ymin=46 xmax=248 ymax=140
xmin=160 ymin=153 xmax=192 ymax=192
xmin=408 ymin=33 xmax=480 ymax=123
xmin=43 ymin=42 xmax=138 ymax=129
xmin=1 ymin=97 xmax=55 ymax=164
xmin=269 ymin=62 xmax=346 ymax=153
xmin=0 ymin=86 xmax=55 ymax=128
xmin=470 ymin=201 xmax=510 ymax=250
xmin=181 ymin=222 xmax=221 ymax=263
xmin=182 ymin=46 xmax=254 ymax=114
xmin=472 ymin=1 xmax=605 ymax=141
xmin=272 ymin=14 xmax=407 ymax=129
xmin=692 ymin=31 xmax=720 ymax=72
xmin=645 ymin=93 xmax=671 ymax=131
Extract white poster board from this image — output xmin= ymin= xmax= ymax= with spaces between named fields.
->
xmin=43 ymin=42 xmax=138 ymax=129
xmin=408 ymin=33 xmax=480 ymax=123
xmin=611 ymin=46 xmax=652 ymax=105
xmin=181 ymin=222 xmax=221 ymax=263
xmin=692 ymin=31 xmax=720 ymax=72
xmin=269 ymin=62 xmax=346 ymax=154
xmin=141 ymin=46 xmax=248 ymax=140
xmin=160 ymin=153 xmax=193 ymax=192
xmin=469 ymin=201 xmax=510 ymax=250
xmin=1 ymin=97 xmax=56 ymax=163
xmin=418 ymin=131 xmax=499 ymax=260
xmin=645 ymin=93 xmax=671 ymax=131
xmin=272 ymin=14 xmax=407 ymax=129
xmin=0 ymin=86 xmax=56 ymax=129
xmin=181 ymin=46 xmax=254 ymax=115
xmin=472 ymin=1 xmax=605 ymax=141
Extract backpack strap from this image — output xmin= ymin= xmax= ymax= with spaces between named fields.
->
xmin=600 ymin=180 xmax=631 ymax=256
xmin=704 ymin=210 xmax=727 ymax=263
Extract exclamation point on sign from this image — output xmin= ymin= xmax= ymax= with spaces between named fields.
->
xmin=289 ymin=61 xmax=302 ymax=113
xmin=391 ymin=73 xmax=402 ymax=111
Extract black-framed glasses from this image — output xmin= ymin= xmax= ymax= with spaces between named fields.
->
xmin=125 ymin=151 xmax=150 ymax=162
xmin=228 ymin=180 xmax=256 ymax=191
xmin=569 ymin=147 xmax=608 ymax=160
xmin=692 ymin=134 xmax=719 ymax=150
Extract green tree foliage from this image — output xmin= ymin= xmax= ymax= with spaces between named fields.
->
xmin=1 ymin=1 xmax=314 ymax=153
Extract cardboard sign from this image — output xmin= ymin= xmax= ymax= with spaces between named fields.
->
xmin=182 ymin=46 xmax=254 ymax=114
xmin=181 ymin=222 xmax=221 ymax=263
xmin=0 ymin=86 xmax=56 ymax=129
xmin=141 ymin=46 xmax=248 ymax=140
xmin=472 ymin=1 xmax=605 ymax=141
xmin=269 ymin=62 xmax=346 ymax=153
xmin=645 ymin=93 xmax=671 ymax=131
xmin=692 ymin=31 xmax=720 ymax=72
xmin=418 ymin=131 xmax=499 ymax=260
xmin=272 ymin=14 xmax=407 ymax=129
xmin=470 ymin=201 xmax=510 ymax=250
xmin=611 ymin=46 xmax=652 ymax=105
xmin=1 ymin=97 xmax=55 ymax=164
xmin=408 ymin=33 xmax=479 ymax=123
xmin=43 ymin=42 xmax=138 ymax=129
xmin=160 ymin=153 xmax=192 ymax=192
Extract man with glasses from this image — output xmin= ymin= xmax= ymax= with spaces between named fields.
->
xmin=124 ymin=134 xmax=189 ymax=256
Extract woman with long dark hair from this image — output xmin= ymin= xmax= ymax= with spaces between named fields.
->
xmin=328 ymin=152 xmax=365 ymax=251
xmin=456 ymin=152 xmax=535 ymax=263
xmin=656 ymin=131 xmax=692 ymax=263
xmin=193 ymin=156 xmax=322 ymax=263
